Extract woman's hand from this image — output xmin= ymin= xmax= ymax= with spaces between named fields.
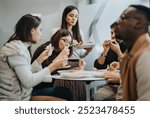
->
xmin=53 ymin=47 xmax=70 ymax=63
xmin=48 ymin=57 xmax=70 ymax=72
xmin=45 ymin=43 xmax=54 ymax=56
xmin=79 ymin=58 xmax=86 ymax=70
xmin=48 ymin=47 xmax=70 ymax=72
xmin=36 ymin=44 xmax=53 ymax=64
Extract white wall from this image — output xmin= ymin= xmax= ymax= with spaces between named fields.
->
xmin=0 ymin=0 xmax=149 ymax=70
xmin=0 ymin=0 xmax=76 ymax=48
xmin=78 ymin=0 xmax=149 ymax=70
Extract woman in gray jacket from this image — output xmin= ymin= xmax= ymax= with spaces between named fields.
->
xmin=0 ymin=14 xmax=73 ymax=101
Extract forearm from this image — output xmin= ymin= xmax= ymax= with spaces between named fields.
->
xmin=94 ymin=59 xmax=108 ymax=69
xmin=36 ymin=56 xmax=44 ymax=65
xmin=97 ymin=51 xmax=108 ymax=65
xmin=47 ymin=62 xmax=57 ymax=73
xmin=8 ymin=55 xmax=52 ymax=88
xmin=117 ymin=51 xmax=124 ymax=61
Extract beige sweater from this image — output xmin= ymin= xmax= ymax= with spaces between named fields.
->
xmin=120 ymin=34 xmax=150 ymax=100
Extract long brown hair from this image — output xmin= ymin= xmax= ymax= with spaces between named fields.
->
xmin=61 ymin=5 xmax=83 ymax=44
xmin=7 ymin=14 xmax=41 ymax=44
xmin=50 ymin=29 xmax=73 ymax=57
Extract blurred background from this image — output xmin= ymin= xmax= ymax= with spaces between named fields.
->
xmin=0 ymin=0 xmax=149 ymax=70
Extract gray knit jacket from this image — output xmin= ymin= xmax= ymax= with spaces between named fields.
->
xmin=0 ymin=40 xmax=52 ymax=101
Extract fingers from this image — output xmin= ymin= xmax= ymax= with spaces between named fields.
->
xmin=56 ymin=58 xmax=71 ymax=69
xmin=37 ymin=47 xmax=51 ymax=64
xmin=110 ymin=40 xmax=119 ymax=47
xmin=110 ymin=61 xmax=119 ymax=68
xmin=42 ymin=55 xmax=49 ymax=60
xmin=102 ymin=71 xmax=115 ymax=79
xmin=41 ymin=49 xmax=50 ymax=60
xmin=45 ymin=43 xmax=54 ymax=56
xmin=109 ymin=61 xmax=119 ymax=71
xmin=63 ymin=65 xmax=71 ymax=68
xmin=61 ymin=47 xmax=70 ymax=56
xmin=45 ymin=43 xmax=53 ymax=50
xmin=109 ymin=66 xmax=115 ymax=72
xmin=102 ymin=40 xmax=111 ymax=51
xmin=73 ymin=40 xmax=79 ymax=46
xmin=53 ymin=47 xmax=69 ymax=62
xmin=103 ymin=40 xmax=109 ymax=46
xmin=79 ymin=58 xmax=86 ymax=66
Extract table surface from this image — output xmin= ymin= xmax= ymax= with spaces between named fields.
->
xmin=52 ymin=70 xmax=107 ymax=101
xmin=51 ymin=74 xmax=106 ymax=81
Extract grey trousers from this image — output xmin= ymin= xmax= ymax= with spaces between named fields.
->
xmin=91 ymin=84 xmax=119 ymax=101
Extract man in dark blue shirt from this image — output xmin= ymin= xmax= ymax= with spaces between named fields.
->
xmin=91 ymin=22 xmax=127 ymax=101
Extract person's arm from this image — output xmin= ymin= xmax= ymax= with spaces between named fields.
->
xmin=94 ymin=59 xmax=108 ymax=69
xmin=31 ymin=41 xmax=51 ymax=64
xmin=70 ymin=58 xmax=86 ymax=70
xmin=76 ymin=29 xmax=93 ymax=58
xmin=36 ymin=44 xmax=53 ymax=65
xmin=102 ymin=71 xmax=120 ymax=84
xmin=8 ymin=55 xmax=52 ymax=89
xmin=94 ymin=48 xmax=112 ymax=70
xmin=110 ymin=40 xmax=124 ymax=60
xmin=94 ymin=49 xmax=114 ymax=70
xmin=97 ymin=40 xmax=110 ymax=65
xmin=97 ymin=50 xmax=109 ymax=65
xmin=136 ymin=52 xmax=150 ymax=100
xmin=31 ymin=60 xmax=43 ymax=72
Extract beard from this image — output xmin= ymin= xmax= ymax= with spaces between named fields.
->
xmin=115 ymin=31 xmax=128 ymax=49
xmin=115 ymin=31 xmax=121 ymax=40
xmin=114 ymin=31 xmax=123 ymax=44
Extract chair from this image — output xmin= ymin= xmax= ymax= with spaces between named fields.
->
xmin=30 ymin=96 xmax=66 ymax=101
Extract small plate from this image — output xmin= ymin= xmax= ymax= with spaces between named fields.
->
xmin=60 ymin=70 xmax=93 ymax=78
xmin=52 ymin=75 xmax=105 ymax=81
xmin=60 ymin=72 xmax=92 ymax=78
xmin=57 ymin=70 xmax=78 ymax=74
xmin=88 ymin=71 xmax=105 ymax=77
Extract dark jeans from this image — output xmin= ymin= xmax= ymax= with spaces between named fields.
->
xmin=32 ymin=87 xmax=75 ymax=101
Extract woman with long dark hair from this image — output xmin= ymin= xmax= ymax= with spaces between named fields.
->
xmin=32 ymin=29 xmax=86 ymax=101
xmin=0 ymin=14 xmax=73 ymax=101
xmin=50 ymin=5 xmax=92 ymax=58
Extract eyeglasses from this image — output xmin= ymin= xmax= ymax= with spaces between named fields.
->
xmin=119 ymin=14 xmax=141 ymax=22
xmin=61 ymin=39 xmax=72 ymax=46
